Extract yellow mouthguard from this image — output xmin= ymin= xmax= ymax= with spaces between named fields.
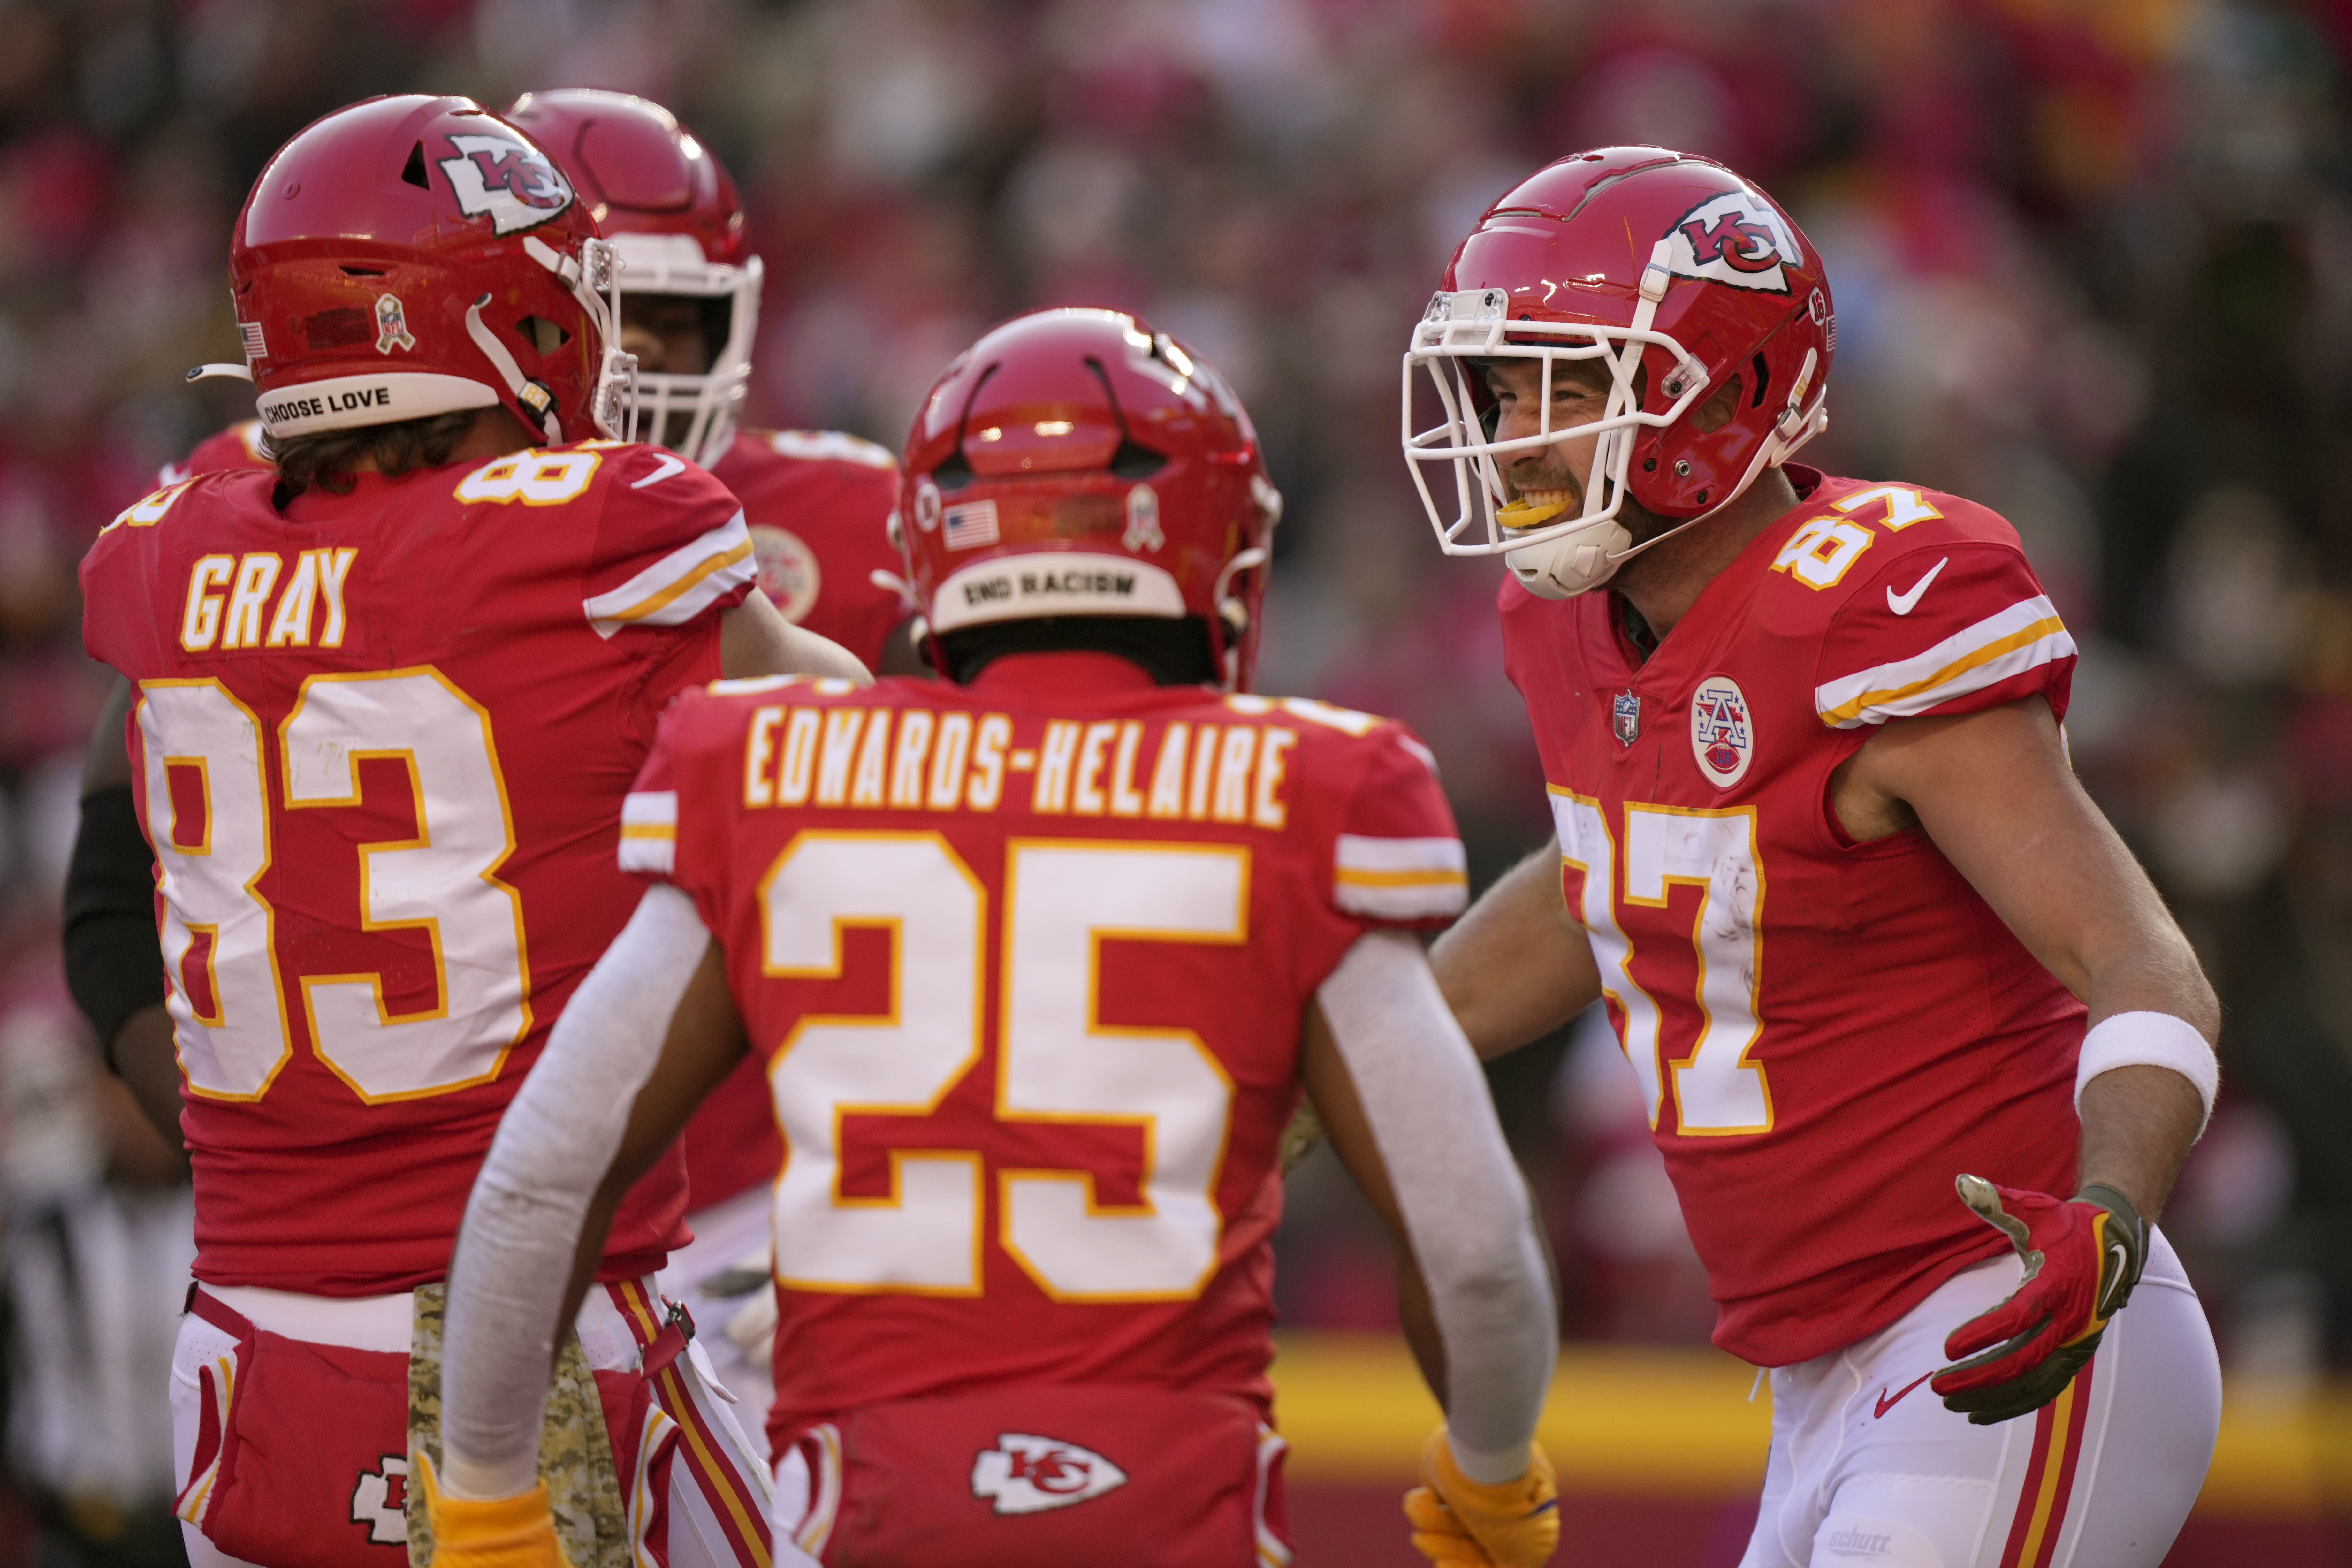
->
xmin=1497 ymin=496 xmax=1572 ymax=530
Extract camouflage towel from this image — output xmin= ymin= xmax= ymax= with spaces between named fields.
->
xmin=406 ymin=1281 xmax=629 ymax=1568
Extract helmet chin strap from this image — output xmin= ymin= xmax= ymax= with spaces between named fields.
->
xmin=1507 ymin=352 xmax=1828 ymax=601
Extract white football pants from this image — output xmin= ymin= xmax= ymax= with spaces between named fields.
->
xmin=1740 ymin=1229 xmax=2219 ymax=1568
xmin=169 ymin=1277 xmax=778 ymax=1568
xmin=656 ymin=1183 xmax=780 ymax=1463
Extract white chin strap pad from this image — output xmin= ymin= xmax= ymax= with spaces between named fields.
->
xmin=1506 ymin=515 xmax=1632 ymax=599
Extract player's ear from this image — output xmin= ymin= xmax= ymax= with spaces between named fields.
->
xmin=1690 ymin=375 xmax=1743 ymax=434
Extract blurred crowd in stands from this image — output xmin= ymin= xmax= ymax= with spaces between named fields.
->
xmin=0 ymin=0 xmax=2347 ymax=1557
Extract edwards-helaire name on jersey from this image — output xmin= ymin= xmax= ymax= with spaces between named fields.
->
xmin=619 ymin=681 xmax=1468 ymax=925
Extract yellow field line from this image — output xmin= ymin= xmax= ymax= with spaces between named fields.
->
xmin=1268 ymin=1333 xmax=2352 ymax=1519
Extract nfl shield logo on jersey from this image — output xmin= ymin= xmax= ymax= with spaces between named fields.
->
xmin=1690 ymin=674 xmax=1754 ymax=788
xmin=1612 ymin=690 xmax=1641 ymax=746
xmin=970 ymin=1433 xmax=1129 ymax=1515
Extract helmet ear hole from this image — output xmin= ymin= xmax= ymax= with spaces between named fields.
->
xmin=1749 ymin=352 xmax=1770 ymax=409
xmin=518 ymin=316 xmax=571 ymax=355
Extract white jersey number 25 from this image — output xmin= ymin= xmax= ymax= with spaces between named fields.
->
xmin=759 ymin=832 xmax=1243 ymax=1301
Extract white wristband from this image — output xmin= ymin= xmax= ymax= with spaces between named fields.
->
xmin=2075 ymin=1011 xmax=2218 ymax=1138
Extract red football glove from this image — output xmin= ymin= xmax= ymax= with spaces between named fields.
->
xmin=1931 ymin=1176 xmax=2146 ymax=1426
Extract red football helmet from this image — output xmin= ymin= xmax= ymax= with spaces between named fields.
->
xmin=504 ymin=89 xmax=762 ymax=467
xmin=895 ymin=308 xmax=1283 ymax=690
xmin=1402 ymin=147 xmax=1833 ymax=597
xmin=210 ymin=95 xmax=632 ymax=449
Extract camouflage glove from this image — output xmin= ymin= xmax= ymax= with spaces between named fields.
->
xmin=414 ymin=1452 xmax=571 ymax=1568
xmin=1931 ymin=1176 xmax=2146 ymax=1426
xmin=1402 ymin=1427 xmax=1560 ymax=1567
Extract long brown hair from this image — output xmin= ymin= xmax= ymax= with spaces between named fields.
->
xmin=263 ymin=409 xmax=482 ymax=498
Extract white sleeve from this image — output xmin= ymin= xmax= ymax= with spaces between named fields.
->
xmin=437 ymin=883 xmax=712 ymax=1500
xmin=1315 ymin=930 xmax=1557 ymax=1483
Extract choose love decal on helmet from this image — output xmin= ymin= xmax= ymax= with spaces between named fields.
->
xmin=1401 ymin=147 xmax=1834 ymax=598
xmin=211 ymin=94 xmax=635 ymax=449
xmin=894 ymin=308 xmax=1283 ymax=690
xmin=504 ymin=89 xmax=763 ymax=468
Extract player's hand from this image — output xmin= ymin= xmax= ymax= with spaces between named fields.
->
xmin=1278 ymin=1100 xmax=1325 ymax=1173
xmin=1402 ymin=1428 xmax=1559 ymax=1566
xmin=414 ymin=1452 xmax=571 ymax=1568
xmin=1931 ymin=1175 xmax=2146 ymax=1426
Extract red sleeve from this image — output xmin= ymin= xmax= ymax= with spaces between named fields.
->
xmin=1328 ymin=724 xmax=1469 ymax=930
xmin=580 ymin=445 xmax=756 ymax=640
xmin=1812 ymin=542 xmax=2075 ymax=731
xmin=618 ymin=705 xmax=684 ymax=887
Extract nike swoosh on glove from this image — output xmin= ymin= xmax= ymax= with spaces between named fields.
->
xmin=414 ymin=1451 xmax=572 ymax=1568
xmin=1931 ymin=1175 xmax=2147 ymax=1426
xmin=1402 ymin=1428 xmax=1561 ymax=1567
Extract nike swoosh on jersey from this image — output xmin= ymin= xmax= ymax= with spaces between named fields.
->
xmin=631 ymin=453 xmax=689 ymax=490
xmin=1874 ymin=1371 xmax=1934 ymax=1419
xmin=1886 ymin=557 xmax=1950 ymax=615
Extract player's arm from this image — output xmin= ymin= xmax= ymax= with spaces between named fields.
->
xmin=719 ymin=588 xmax=871 ymax=683
xmin=1302 ymin=930 xmax=1561 ymax=1567
xmin=433 ymin=885 xmax=745 ymax=1516
xmin=1428 ymin=841 xmax=1602 ymax=1062
xmin=1840 ymin=696 xmax=2218 ymax=1423
xmin=1842 ymin=697 xmax=2216 ymax=1214
xmin=62 ymin=675 xmax=184 ymax=1152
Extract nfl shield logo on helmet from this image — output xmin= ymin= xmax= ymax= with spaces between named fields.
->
xmin=1665 ymin=189 xmax=1803 ymax=294
xmin=373 ymin=294 xmax=415 ymax=355
xmin=1612 ymin=690 xmax=1641 ymax=746
xmin=1690 ymin=674 xmax=1754 ymax=788
xmin=1123 ymin=483 xmax=1164 ymax=553
xmin=970 ymin=1433 xmax=1128 ymax=1515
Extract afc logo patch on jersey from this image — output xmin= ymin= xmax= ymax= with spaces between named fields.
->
xmin=1690 ymin=674 xmax=1754 ymax=788
xmin=751 ymin=524 xmax=822 ymax=621
xmin=970 ymin=1432 xmax=1129 ymax=1515
xmin=437 ymin=133 xmax=576 ymax=235
xmin=1665 ymin=189 xmax=1803 ymax=294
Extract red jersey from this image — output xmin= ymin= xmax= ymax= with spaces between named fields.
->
xmin=681 ymin=428 xmax=909 ymax=1214
xmin=159 ymin=419 xmax=272 ymax=486
xmin=709 ymin=428 xmax=903 ymax=668
xmin=1501 ymin=467 xmax=2086 ymax=1367
xmin=625 ymin=652 xmax=1466 ymax=1445
xmin=80 ymin=442 xmax=756 ymax=1294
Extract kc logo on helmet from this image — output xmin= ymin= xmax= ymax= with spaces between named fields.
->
xmin=1665 ymin=190 xmax=1803 ymax=294
xmin=437 ymin=134 xmax=575 ymax=235
xmin=970 ymin=1433 xmax=1128 ymax=1515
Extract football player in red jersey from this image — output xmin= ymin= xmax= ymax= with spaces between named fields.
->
xmin=500 ymin=86 xmax=920 ymax=1461
xmin=431 ymin=308 xmax=1565 ymax=1568
xmin=65 ymin=86 xmax=914 ymax=1467
xmin=76 ymin=96 xmax=867 ymax=1568
xmin=1404 ymin=149 xmax=2221 ymax=1566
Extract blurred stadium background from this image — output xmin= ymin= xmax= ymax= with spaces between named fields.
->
xmin=0 ymin=0 xmax=2348 ymax=1562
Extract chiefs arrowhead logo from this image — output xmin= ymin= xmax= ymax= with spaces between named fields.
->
xmin=970 ymin=1433 xmax=1128 ymax=1515
xmin=1664 ymin=189 xmax=1803 ymax=294
xmin=437 ymin=133 xmax=575 ymax=235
